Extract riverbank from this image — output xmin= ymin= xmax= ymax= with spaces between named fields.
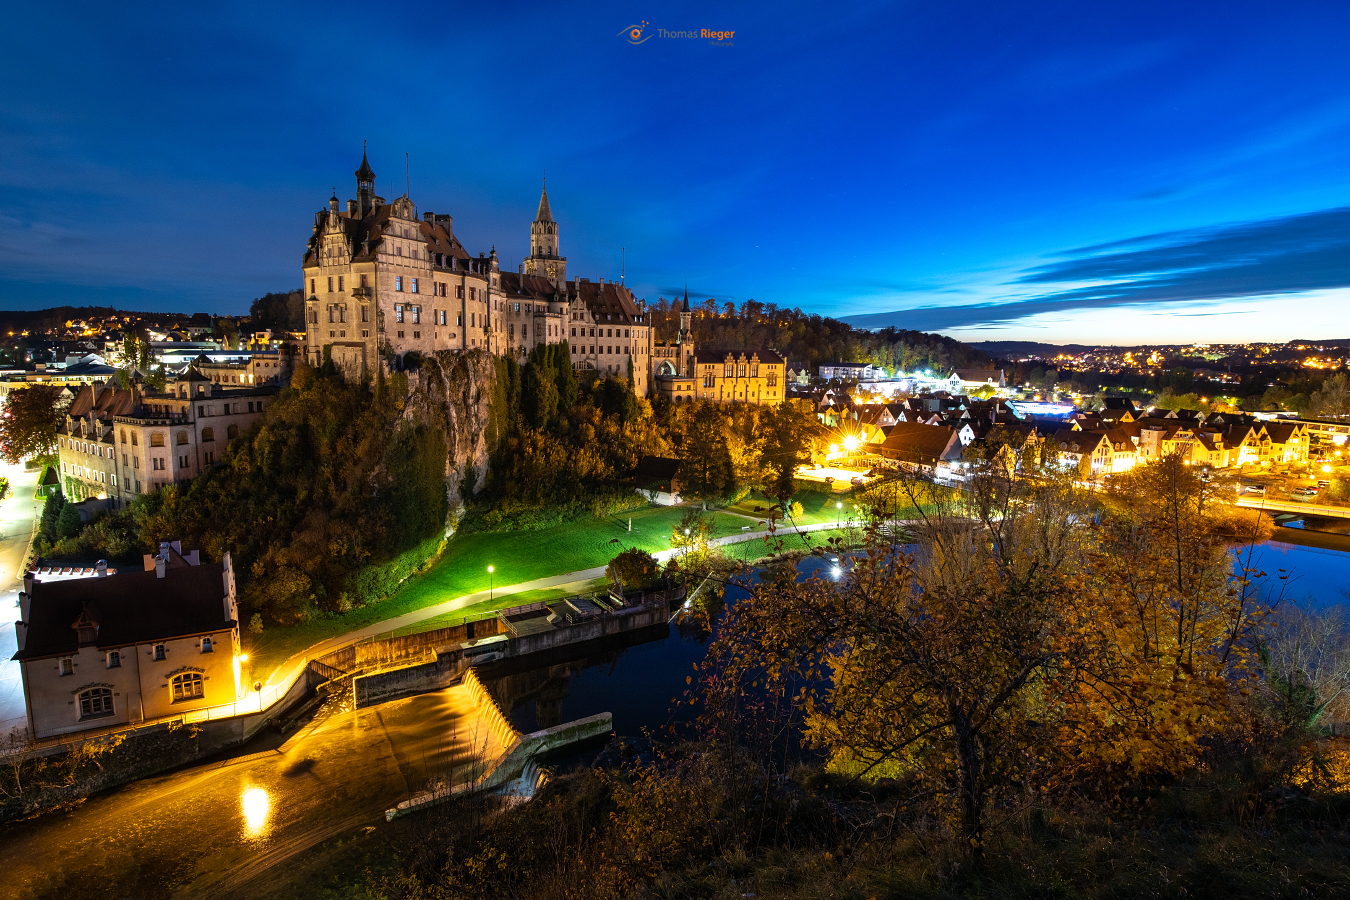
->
xmin=1269 ymin=525 xmax=1350 ymax=553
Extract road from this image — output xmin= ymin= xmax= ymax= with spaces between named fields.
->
xmin=1236 ymin=495 xmax=1350 ymax=519
xmin=0 ymin=464 xmax=40 ymax=739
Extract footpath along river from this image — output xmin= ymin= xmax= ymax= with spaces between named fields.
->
xmin=0 ymin=549 xmax=1344 ymax=898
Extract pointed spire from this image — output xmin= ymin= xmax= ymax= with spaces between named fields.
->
xmin=535 ymin=177 xmax=553 ymax=223
xmin=355 ymin=142 xmax=375 ymax=182
xmin=681 ymin=285 xmax=690 ymax=312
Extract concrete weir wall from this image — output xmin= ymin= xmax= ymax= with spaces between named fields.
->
xmin=352 ymin=596 xmax=671 ymax=709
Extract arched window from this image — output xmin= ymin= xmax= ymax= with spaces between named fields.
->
xmin=176 ymin=431 xmax=188 ymax=445
xmin=79 ymin=687 xmax=114 ymax=719
xmin=201 ymin=427 xmax=215 ymax=443
xmin=171 ymin=672 xmax=204 ymax=702
xmin=226 ymin=424 xmax=239 ymax=440
xmin=150 ymin=433 xmax=164 ymax=447
xmin=131 ymin=432 xmax=139 ymax=447
xmin=119 ymin=429 xmax=127 ymax=444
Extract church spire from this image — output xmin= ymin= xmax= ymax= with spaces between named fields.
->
xmin=535 ymin=178 xmax=553 ymax=223
xmin=681 ymin=285 xmax=690 ymax=312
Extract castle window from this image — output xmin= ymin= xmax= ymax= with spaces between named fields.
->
xmin=79 ymin=687 xmax=114 ymax=719
xmin=150 ymin=433 xmax=165 ymax=448
xmin=411 ymin=278 xmax=419 ymax=294
xmin=201 ymin=636 xmax=213 ymax=653
xmin=176 ymin=431 xmax=188 ymax=445
xmin=396 ymin=276 xmax=404 ymax=291
xmin=338 ymin=276 xmax=344 ymax=292
xmin=328 ymin=308 xmax=335 ymax=323
xmin=131 ymin=433 xmax=138 ymax=446
xmin=396 ymin=246 xmax=402 ymax=257
xmin=413 ymin=307 xmax=421 ymax=325
xmin=625 ymin=329 xmax=629 ymax=337
xmin=202 ymin=428 xmax=215 ymax=442
xmin=60 ymin=657 xmax=73 ymax=676
xmin=227 ymin=424 xmax=239 ymax=439
xmin=570 ymin=327 xmax=576 ymax=337
xmin=107 ymin=650 xmax=120 ymax=668
xmin=310 ymin=278 xmax=315 ymax=295
xmin=327 ymin=277 xmax=333 ymax=292
xmin=362 ymin=306 xmax=369 ymax=322
xmin=396 ymin=306 xmax=404 ymax=323
xmin=455 ymin=313 xmax=462 ymax=326
xmin=171 ymin=672 xmax=204 ymax=702
xmin=153 ymin=644 xmax=166 ymax=661
xmin=457 ymin=285 xmax=464 ymax=299
xmin=361 ymin=274 xmax=368 ymax=288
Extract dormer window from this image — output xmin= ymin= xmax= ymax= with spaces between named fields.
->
xmin=107 ymin=650 xmax=121 ymax=668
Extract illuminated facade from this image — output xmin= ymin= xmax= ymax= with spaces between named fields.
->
xmin=12 ymin=544 xmax=241 ymax=740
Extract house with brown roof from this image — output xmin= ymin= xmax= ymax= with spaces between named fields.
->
xmin=873 ymin=422 xmax=964 ymax=471
xmin=11 ymin=543 xmax=240 ymax=740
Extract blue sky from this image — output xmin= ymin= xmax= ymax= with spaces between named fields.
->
xmin=2 ymin=1 xmax=1349 ymax=344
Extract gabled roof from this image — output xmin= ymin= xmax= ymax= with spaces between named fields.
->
xmin=14 ymin=562 xmax=231 ymax=661
xmin=875 ymin=421 xmax=963 ymax=463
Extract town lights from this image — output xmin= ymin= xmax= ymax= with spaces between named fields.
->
xmin=842 ymin=435 xmax=860 ymax=453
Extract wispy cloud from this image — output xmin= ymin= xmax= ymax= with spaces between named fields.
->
xmin=845 ymin=204 xmax=1350 ymax=332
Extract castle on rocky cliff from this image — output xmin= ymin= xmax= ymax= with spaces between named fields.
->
xmin=303 ymin=151 xmax=653 ymax=396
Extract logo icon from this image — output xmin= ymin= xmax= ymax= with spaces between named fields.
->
xmin=619 ymin=21 xmax=650 ymax=44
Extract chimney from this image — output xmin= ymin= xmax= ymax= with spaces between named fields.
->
xmin=96 ymin=559 xmax=107 ymax=578
xmin=347 ymin=199 xmax=357 ymax=216
xmin=155 ymin=555 xmax=166 ymax=579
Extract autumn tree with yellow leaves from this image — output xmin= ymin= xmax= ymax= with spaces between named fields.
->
xmin=701 ymin=453 xmax=1277 ymax=855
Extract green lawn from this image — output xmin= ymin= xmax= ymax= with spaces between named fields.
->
xmin=246 ymin=505 xmax=746 ymax=680
xmin=725 ymin=487 xmax=867 ymax=527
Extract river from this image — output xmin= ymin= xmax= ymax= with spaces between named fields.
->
xmin=0 ymin=549 xmax=1344 ymax=899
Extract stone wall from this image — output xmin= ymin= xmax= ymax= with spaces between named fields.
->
xmin=351 ymin=596 xmax=670 ymax=709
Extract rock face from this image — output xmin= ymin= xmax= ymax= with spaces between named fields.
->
xmin=402 ymin=349 xmax=500 ymax=509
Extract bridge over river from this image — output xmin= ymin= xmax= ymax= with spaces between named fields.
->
xmin=1236 ymin=496 xmax=1350 ymax=520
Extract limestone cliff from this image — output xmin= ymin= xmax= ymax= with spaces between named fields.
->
xmin=402 ymin=349 xmax=500 ymax=509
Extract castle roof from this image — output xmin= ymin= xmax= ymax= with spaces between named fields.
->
xmin=535 ymin=182 xmax=553 ymax=223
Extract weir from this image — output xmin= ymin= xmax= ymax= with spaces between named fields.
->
xmin=371 ymin=586 xmax=681 ymax=818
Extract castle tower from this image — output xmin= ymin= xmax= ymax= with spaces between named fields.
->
xmin=522 ymin=179 xmax=567 ymax=285
xmin=355 ymin=147 xmax=376 ymax=218
xmin=678 ymin=287 xmax=694 ymax=376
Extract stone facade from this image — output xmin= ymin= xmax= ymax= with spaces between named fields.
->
xmin=303 ymin=153 xmax=654 ymax=394
xmin=693 ymin=349 xmax=787 ymax=405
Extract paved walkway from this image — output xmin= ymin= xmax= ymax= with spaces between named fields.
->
xmin=0 ymin=465 xmax=42 ymax=737
xmin=261 ymin=519 xmax=850 ymax=690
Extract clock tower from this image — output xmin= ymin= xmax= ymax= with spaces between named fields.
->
xmin=522 ymin=179 xmax=567 ymax=287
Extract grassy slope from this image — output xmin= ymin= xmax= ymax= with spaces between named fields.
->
xmin=246 ymin=505 xmax=746 ymax=678
xmin=725 ymin=487 xmax=866 ymax=527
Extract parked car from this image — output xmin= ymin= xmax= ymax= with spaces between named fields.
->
xmin=1245 ymin=485 xmax=1266 ymax=495
xmin=1291 ymin=487 xmax=1317 ymax=497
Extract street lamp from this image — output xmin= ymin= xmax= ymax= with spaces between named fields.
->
xmin=487 ymin=565 xmax=494 ymax=605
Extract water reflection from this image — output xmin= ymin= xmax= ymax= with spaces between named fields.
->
xmin=241 ymin=787 xmax=271 ymax=839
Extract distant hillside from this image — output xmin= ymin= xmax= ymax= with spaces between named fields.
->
xmin=970 ymin=340 xmax=1099 ymax=359
xmin=0 ymin=306 xmax=213 ymax=337
xmin=645 ymin=297 xmax=989 ymax=371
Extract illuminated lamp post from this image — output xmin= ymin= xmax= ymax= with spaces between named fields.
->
xmin=487 ymin=565 xmax=494 ymax=605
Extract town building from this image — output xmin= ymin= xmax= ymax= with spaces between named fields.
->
xmin=302 ymin=154 xmax=654 ymax=394
xmin=820 ymin=362 xmax=879 ymax=381
xmin=693 ymin=349 xmax=787 ymax=405
xmin=11 ymin=543 xmax=240 ymax=740
xmin=947 ymin=368 xmax=1007 ymax=393
xmin=56 ymin=374 xmax=277 ymax=506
